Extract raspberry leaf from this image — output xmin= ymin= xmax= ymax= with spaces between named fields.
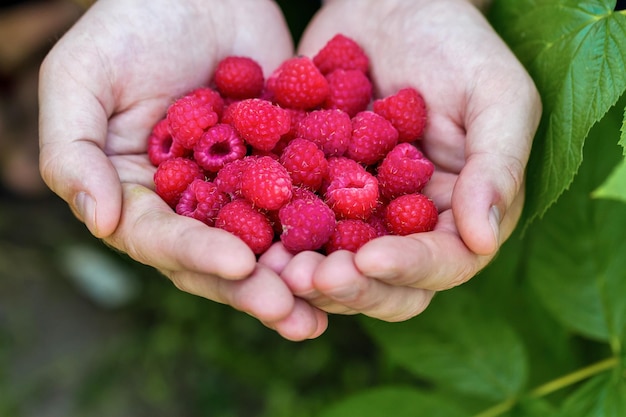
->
xmin=361 ymin=288 xmax=528 ymax=402
xmin=592 ymin=107 xmax=626 ymax=201
xmin=318 ymin=387 xmax=468 ymax=417
xmin=526 ymin=121 xmax=626 ymax=346
xmin=556 ymin=373 xmax=626 ymax=417
xmin=490 ymin=0 xmax=626 ymax=228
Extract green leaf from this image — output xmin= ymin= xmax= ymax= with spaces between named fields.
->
xmin=317 ymin=386 xmax=469 ymax=417
xmin=490 ymin=0 xmax=626 ymax=226
xmin=557 ymin=373 xmax=626 ymax=417
xmin=507 ymin=398 xmax=558 ymax=417
xmin=361 ymin=288 xmax=527 ymax=402
xmin=527 ymin=113 xmax=626 ymax=346
xmin=592 ymin=156 xmax=626 ymax=202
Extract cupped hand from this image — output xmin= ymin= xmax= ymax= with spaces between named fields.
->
xmin=261 ymin=0 xmax=542 ymax=321
xmin=38 ymin=0 xmax=327 ymax=341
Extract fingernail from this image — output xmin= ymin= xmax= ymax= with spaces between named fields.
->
xmin=489 ymin=205 xmax=501 ymax=244
xmin=75 ymin=191 xmax=97 ymax=233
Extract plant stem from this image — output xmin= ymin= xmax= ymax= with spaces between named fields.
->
xmin=471 ymin=356 xmax=619 ymax=417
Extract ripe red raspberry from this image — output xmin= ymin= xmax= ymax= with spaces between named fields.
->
xmin=325 ymin=168 xmax=379 ymax=220
xmin=147 ymin=118 xmax=188 ymax=166
xmin=313 ymin=34 xmax=369 ymax=75
xmin=187 ymin=87 xmax=225 ymax=118
xmin=347 ymin=111 xmax=399 ymax=165
xmin=229 ymin=98 xmax=291 ymax=151
xmin=213 ymin=56 xmax=265 ymax=100
xmin=324 ymin=219 xmax=378 ymax=254
xmin=321 ymin=156 xmax=367 ymax=196
xmin=278 ymin=196 xmax=336 ymax=253
xmin=240 ymin=156 xmax=293 ymax=210
xmin=153 ymin=157 xmax=204 ymax=208
xmin=215 ymin=199 xmax=275 ymax=254
xmin=193 ymin=123 xmax=247 ymax=172
xmin=295 ymin=109 xmax=352 ymax=157
xmin=377 ymin=143 xmax=435 ymax=200
xmin=279 ymin=138 xmax=328 ymax=192
xmin=384 ymin=193 xmax=438 ymax=235
xmin=373 ymin=87 xmax=427 ymax=142
xmin=167 ymin=95 xmax=219 ymax=149
xmin=214 ymin=157 xmax=253 ymax=198
xmin=175 ymin=179 xmax=228 ymax=226
xmin=324 ymin=69 xmax=372 ymax=117
xmin=270 ymin=56 xmax=330 ymax=110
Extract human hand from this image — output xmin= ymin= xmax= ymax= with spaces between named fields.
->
xmin=261 ymin=0 xmax=542 ymax=321
xmin=38 ymin=0 xmax=327 ymax=341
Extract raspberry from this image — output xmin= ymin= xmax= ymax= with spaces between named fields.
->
xmin=324 ymin=69 xmax=372 ymax=117
xmin=279 ymin=196 xmax=336 ymax=253
xmin=295 ymin=109 xmax=352 ymax=157
xmin=215 ymin=157 xmax=253 ymax=198
xmin=324 ymin=219 xmax=378 ymax=254
xmin=167 ymin=95 xmax=220 ymax=149
xmin=229 ymin=98 xmax=291 ymax=151
xmin=321 ymin=156 xmax=367 ymax=196
xmin=187 ymin=87 xmax=225 ymax=118
xmin=325 ymin=168 xmax=379 ymax=220
xmin=279 ymin=138 xmax=328 ymax=192
xmin=240 ymin=156 xmax=293 ymax=210
xmin=347 ymin=111 xmax=399 ymax=165
xmin=270 ymin=56 xmax=330 ymax=110
xmin=213 ymin=56 xmax=265 ymax=100
xmin=313 ymin=34 xmax=369 ymax=75
xmin=193 ymin=123 xmax=247 ymax=172
xmin=153 ymin=157 xmax=204 ymax=208
xmin=377 ymin=142 xmax=434 ymax=200
xmin=147 ymin=118 xmax=188 ymax=166
xmin=215 ymin=199 xmax=275 ymax=254
xmin=373 ymin=87 xmax=427 ymax=142
xmin=175 ymin=179 xmax=228 ymax=226
xmin=384 ymin=193 xmax=438 ymax=235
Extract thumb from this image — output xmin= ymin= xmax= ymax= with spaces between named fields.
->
xmin=39 ymin=61 xmax=122 ymax=238
xmin=453 ymin=80 xmax=540 ymax=256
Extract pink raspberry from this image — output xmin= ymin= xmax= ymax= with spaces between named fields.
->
xmin=215 ymin=199 xmax=275 ymax=254
xmin=377 ymin=143 xmax=435 ymax=200
xmin=325 ymin=168 xmax=379 ymax=220
xmin=385 ymin=193 xmax=438 ymax=235
xmin=279 ymin=196 xmax=336 ymax=253
xmin=269 ymin=56 xmax=330 ymax=110
xmin=153 ymin=157 xmax=204 ymax=208
xmin=347 ymin=111 xmax=399 ymax=165
xmin=213 ymin=56 xmax=265 ymax=100
xmin=321 ymin=156 xmax=367 ymax=196
xmin=324 ymin=69 xmax=372 ymax=117
xmin=240 ymin=156 xmax=293 ymax=211
xmin=295 ymin=109 xmax=352 ymax=157
xmin=193 ymin=123 xmax=247 ymax=172
xmin=147 ymin=118 xmax=188 ymax=166
xmin=373 ymin=87 xmax=428 ymax=142
xmin=187 ymin=87 xmax=225 ymax=118
xmin=175 ymin=179 xmax=229 ymax=226
xmin=279 ymin=138 xmax=328 ymax=192
xmin=229 ymin=98 xmax=291 ymax=151
xmin=214 ymin=157 xmax=254 ymax=198
xmin=313 ymin=34 xmax=369 ymax=75
xmin=167 ymin=94 xmax=220 ymax=149
xmin=324 ymin=219 xmax=378 ymax=254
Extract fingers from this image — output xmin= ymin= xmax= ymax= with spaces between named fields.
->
xmin=312 ymin=250 xmax=436 ymax=322
xmin=167 ymin=265 xmax=327 ymax=341
xmin=105 ymin=183 xmax=257 ymax=279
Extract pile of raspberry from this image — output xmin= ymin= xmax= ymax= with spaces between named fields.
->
xmin=149 ymin=34 xmax=438 ymax=255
